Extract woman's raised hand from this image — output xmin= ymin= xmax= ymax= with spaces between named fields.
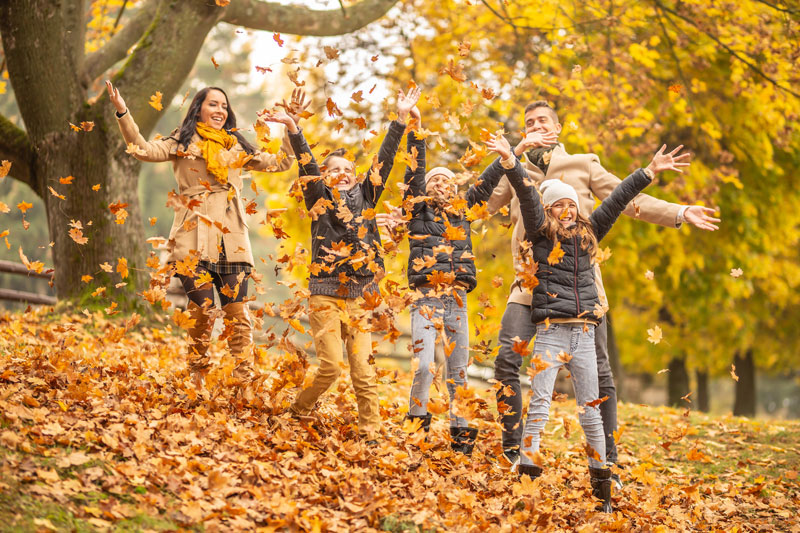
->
xmin=485 ymin=133 xmax=513 ymax=161
xmin=646 ymin=144 xmax=691 ymax=175
xmin=397 ymin=86 xmax=422 ymax=123
xmin=278 ymin=89 xmax=311 ymax=126
xmin=105 ymin=80 xmax=127 ymax=115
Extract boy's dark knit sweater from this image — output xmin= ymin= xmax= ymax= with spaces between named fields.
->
xmin=288 ymin=121 xmax=405 ymax=299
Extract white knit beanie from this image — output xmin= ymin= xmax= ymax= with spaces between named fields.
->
xmin=424 ymin=166 xmax=456 ymax=186
xmin=540 ymin=179 xmax=580 ymax=214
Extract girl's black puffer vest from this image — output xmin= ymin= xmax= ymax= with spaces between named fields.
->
xmin=503 ymin=158 xmax=653 ymax=323
xmin=288 ymin=121 xmax=405 ymax=298
xmin=404 ymin=131 xmax=507 ymax=292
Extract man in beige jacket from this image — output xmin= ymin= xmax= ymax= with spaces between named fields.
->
xmin=489 ymin=101 xmax=720 ymax=479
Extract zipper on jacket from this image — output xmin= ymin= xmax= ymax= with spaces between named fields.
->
xmin=573 ymin=237 xmax=580 ymax=316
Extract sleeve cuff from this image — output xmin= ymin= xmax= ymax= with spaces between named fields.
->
xmin=677 ymin=205 xmax=689 ymax=225
xmin=500 ymin=155 xmax=517 ymax=169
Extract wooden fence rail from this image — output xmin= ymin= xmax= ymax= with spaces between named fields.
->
xmin=0 ymin=260 xmax=57 ymax=305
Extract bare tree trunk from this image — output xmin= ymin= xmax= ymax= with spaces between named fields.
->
xmin=696 ymin=368 xmax=710 ymax=412
xmin=667 ymin=356 xmax=690 ymax=407
xmin=733 ymin=349 xmax=756 ymax=417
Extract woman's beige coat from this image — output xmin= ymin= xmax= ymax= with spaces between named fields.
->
xmin=118 ymin=112 xmax=294 ymax=266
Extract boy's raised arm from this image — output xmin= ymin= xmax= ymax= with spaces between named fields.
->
xmin=363 ymin=87 xmax=421 ymax=205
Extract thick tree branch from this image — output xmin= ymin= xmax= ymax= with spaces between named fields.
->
xmin=81 ymin=0 xmax=159 ymax=84
xmin=222 ymin=0 xmax=399 ymax=36
xmin=0 ymin=114 xmax=36 ymax=194
xmin=110 ymin=0 xmax=222 ymax=136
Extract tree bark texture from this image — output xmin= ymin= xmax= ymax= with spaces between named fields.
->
xmin=667 ymin=356 xmax=690 ymax=407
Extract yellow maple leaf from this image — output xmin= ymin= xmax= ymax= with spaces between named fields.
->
xmin=647 ymin=324 xmax=663 ymax=344
xmin=0 ymin=160 xmax=11 ymax=178
xmin=149 ymin=91 xmax=163 ymax=111
xmin=17 ymin=201 xmax=33 ymax=213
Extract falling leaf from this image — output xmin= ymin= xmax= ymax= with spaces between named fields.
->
xmin=457 ymin=40 xmax=472 ymax=57
xmin=647 ymin=325 xmax=663 ymax=344
xmin=547 ymin=241 xmax=565 ymax=265
xmin=0 ymin=160 xmax=11 ymax=178
xmin=81 ymin=275 xmax=93 ymax=283
xmin=645 ymin=270 xmax=655 ymax=280
xmin=669 ymin=83 xmax=683 ymax=94
xmin=215 ymin=0 xmax=230 ymax=6
xmin=68 ymin=228 xmax=88 ymax=245
xmin=17 ymin=201 xmax=33 ymax=213
xmin=149 ymin=217 xmax=157 ymax=226
xmin=211 ymin=56 xmax=220 ymax=69
xmin=730 ymin=268 xmax=743 ymax=278
xmin=80 ymin=121 xmax=94 ymax=132
xmin=730 ymin=364 xmax=739 ymax=382
xmin=48 ymin=186 xmax=65 ymax=200
xmin=92 ymin=184 xmax=101 ymax=191
xmin=59 ymin=176 xmax=74 ymax=184
xmin=116 ymin=257 xmax=129 ymax=279
xmin=273 ymin=33 xmax=284 ymax=46
xmin=323 ymin=46 xmax=340 ymax=60
xmin=351 ymin=90 xmax=364 ymax=103
xmin=149 ymin=91 xmax=163 ymax=111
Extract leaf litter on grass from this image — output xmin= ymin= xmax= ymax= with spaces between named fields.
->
xmin=0 ymin=308 xmax=798 ymax=531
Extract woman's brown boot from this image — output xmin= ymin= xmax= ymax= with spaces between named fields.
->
xmin=222 ymin=301 xmax=255 ymax=380
xmin=186 ymin=301 xmax=214 ymax=388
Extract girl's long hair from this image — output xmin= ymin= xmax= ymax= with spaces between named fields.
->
xmin=541 ymin=209 xmax=598 ymax=259
xmin=175 ymin=87 xmax=256 ymax=155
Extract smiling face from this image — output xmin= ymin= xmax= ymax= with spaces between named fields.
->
xmin=524 ymin=106 xmax=562 ymax=137
xmin=199 ymin=89 xmax=229 ymax=130
xmin=549 ymin=198 xmax=578 ymax=227
xmin=425 ymin=172 xmax=457 ymax=204
xmin=323 ymin=155 xmax=357 ymax=191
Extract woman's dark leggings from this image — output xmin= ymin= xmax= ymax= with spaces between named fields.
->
xmin=177 ymin=264 xmax=249 ymax=308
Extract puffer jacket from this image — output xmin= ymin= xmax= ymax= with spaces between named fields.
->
xmin=503 ymin=157 xmax=653 ymax=323
xmin=288 ymin=121 xmax=405 ymax=298
xmin=404 ymin=131 xmax=507 ymax=292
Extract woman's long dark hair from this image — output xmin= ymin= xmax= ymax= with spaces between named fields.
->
xmin=175 ymin=87 xmax=256 ymax=155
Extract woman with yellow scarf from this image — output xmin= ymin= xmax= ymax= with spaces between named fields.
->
xmin=106 ymin=81 xmax=300 ymax=388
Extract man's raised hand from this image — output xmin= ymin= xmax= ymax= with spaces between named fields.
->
xmin=646 ymin=144 xmax=691 ymax=175
xmin=397 ymin=87 xmax=422 ymax=123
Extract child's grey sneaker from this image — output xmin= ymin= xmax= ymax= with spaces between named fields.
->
xmin=502 ymin=449 xmax=521 ymax=473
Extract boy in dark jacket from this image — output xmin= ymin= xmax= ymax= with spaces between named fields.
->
xmin=399 ymin=108 xmax=509 ymax=455
xmin=269 ymin=88 xmax=420 ymax=442
xmin=488 ymin=131 xmax=689 ymax=512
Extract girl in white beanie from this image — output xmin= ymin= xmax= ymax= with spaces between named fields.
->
xmin=485 ymin=133 xmax=689 ymax=513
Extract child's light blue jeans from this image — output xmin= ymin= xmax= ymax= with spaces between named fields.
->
xmin=408 ymin=289 xmax=469 ymax=428
xmin=520 ymin=322 xmax=606 ymax=469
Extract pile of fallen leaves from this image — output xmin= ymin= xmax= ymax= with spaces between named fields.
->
xmin=0 ymin=308 xmax=798 ymax=532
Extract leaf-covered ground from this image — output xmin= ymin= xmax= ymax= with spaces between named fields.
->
xmin=0 ymin=309 xmax=798 ymax=532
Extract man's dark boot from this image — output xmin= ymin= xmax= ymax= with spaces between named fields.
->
xmin=406 ymin=413 xmax=432 ymax=433
xmin=589 ymin=467 xmax=613 ymax=513
xmin=518 ymin=464 xmax=542 ymax=480
xmin=450 ymin=427 xmax=479 ymax=455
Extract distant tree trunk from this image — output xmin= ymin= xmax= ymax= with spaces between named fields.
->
xmin=696 ymin=369 xmax=710 ymax=412
xmin=606 ymin=312 xmax=624 ymax=400
xmin=667 ymin=356 xmax=690 ymax=407
xmin=733 ymin=350 xmax=756 ymax=417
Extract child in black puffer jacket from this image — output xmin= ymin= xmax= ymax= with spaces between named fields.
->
xmin=396 ymin=108 xmax=509 ymax=455
xmin=488 ymin=132 xmax=689 ymax=513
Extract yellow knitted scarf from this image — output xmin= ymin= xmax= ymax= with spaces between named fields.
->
xmin=196 ymin=122 xmax=237 ymax=185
